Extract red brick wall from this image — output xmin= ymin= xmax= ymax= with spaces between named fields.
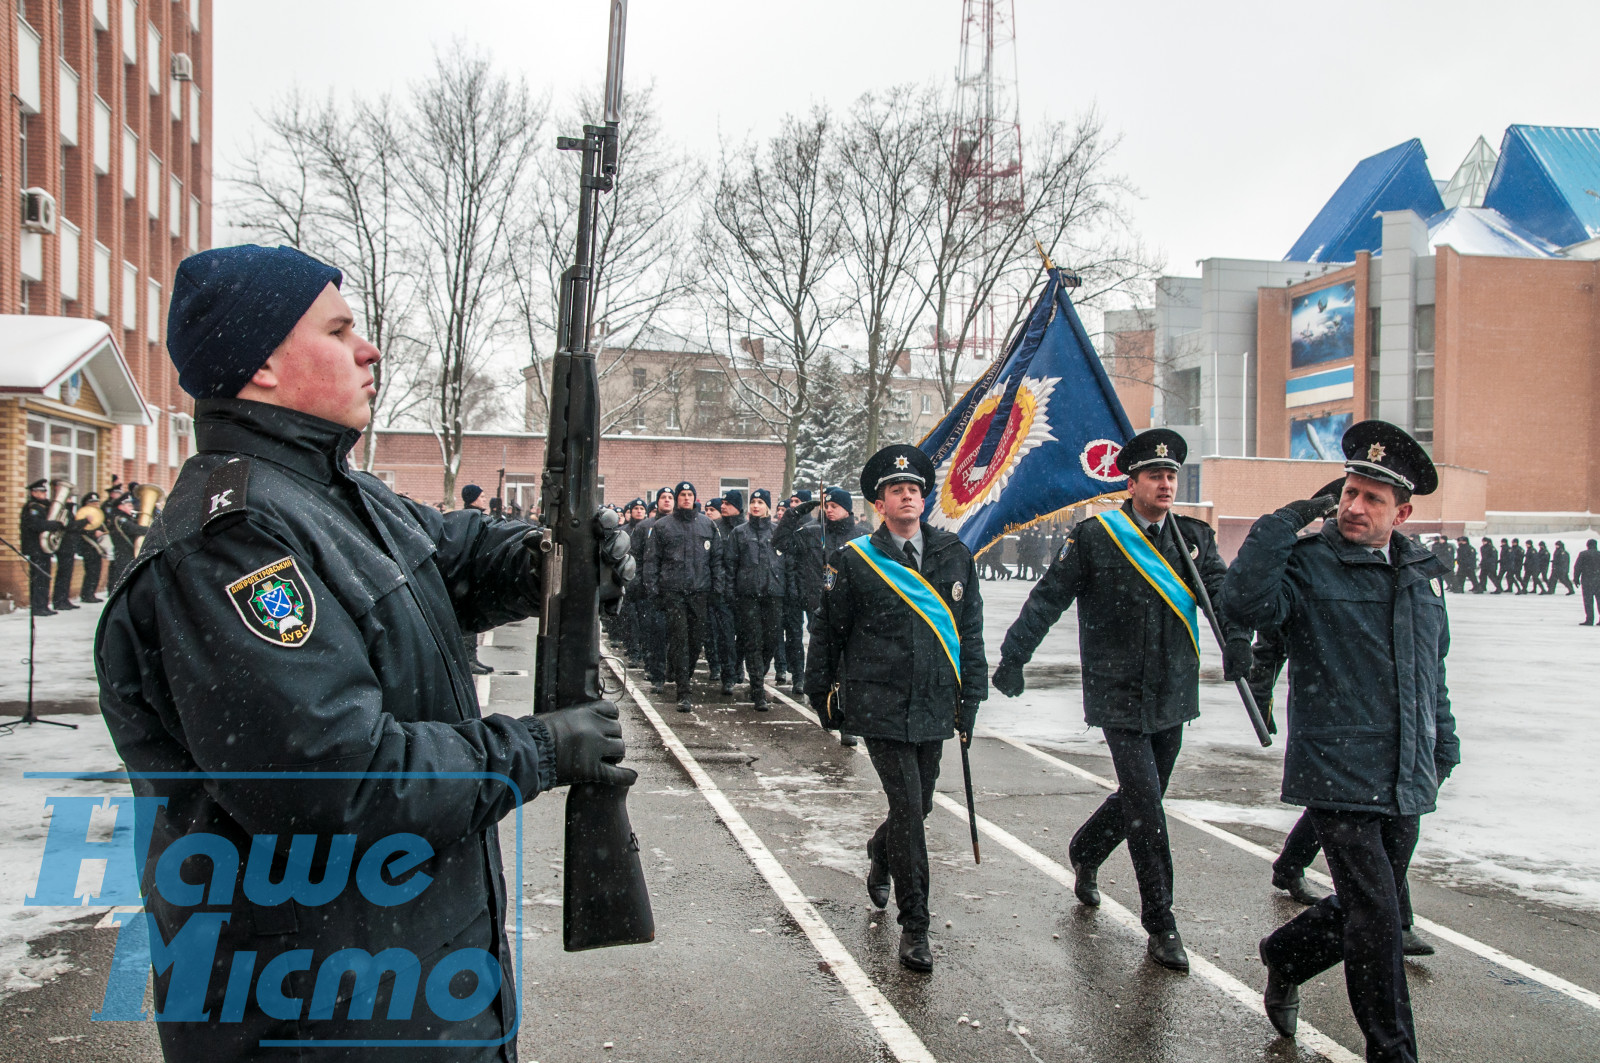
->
xmin=361 ymin=432 xmax=788 ymax=511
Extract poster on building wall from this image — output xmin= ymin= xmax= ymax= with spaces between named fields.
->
xmin=1290 ymin=280 xmax=1356 ymax=368
xmin=1290 ymin=411 xmax=1353 ymax=460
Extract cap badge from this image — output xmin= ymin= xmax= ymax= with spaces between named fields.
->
xmin=951 ymin=581 xmax=964 ymax=601
xmin=894 ymin=455 xmax=909 ymax=469
xmin=1367 ymin=442 xmax=1387 ymax=462
xmin=1155 ymin=443 xmax=1169 ymax=458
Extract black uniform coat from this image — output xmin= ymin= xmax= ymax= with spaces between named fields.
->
xmin=19 ymin=497 xmax=61 ymax=560
xmin=94 ymin=399 xmax=555 ymax=1056
xmin=1219 ymin=510 xmax=1459 ymax=817
xmin=999 ymin=501 xmax=1234 ymax=734
xmin=806 ymin=522 xmax=986 ymax=742
xmin=1575 ymin=545 xmax=1600 ymax=587
xmin=641 ymin=507 xmax=722 ymax=597
xmin=727 ymin=514 xmax=785 ymax=597
xmin=774 ymin=509 xmax=870 ymax=613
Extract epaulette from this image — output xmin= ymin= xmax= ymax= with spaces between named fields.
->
xmin=202 ymin=457 xmax=252 ymax=528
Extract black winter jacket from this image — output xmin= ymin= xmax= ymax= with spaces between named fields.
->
xmin=806 ymin=522 xmax=987 ymax=741
xmin=1575 ymin=545 xmax=1600 ymax=586
xmin=775 ymin=508 xmax=870 ymax=613
xmin=999 ymin=501 xmax=1235 ymax=734
xmin=642 ymin=507 xmax=722 ymax=597
xmin=727 ymin=514 xmax=785 ymax=597
xmin=1220 ymin=511 xmax=1459 ymax=816
xmin=94 ymin=399 xmax=554 ymax=1056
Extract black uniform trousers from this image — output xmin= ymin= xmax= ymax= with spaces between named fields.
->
xmin=50 ymin=541 xmax=76 ymax=608
xmin=24 ymin=551 xmax=53 ymax=613
xmin=662 ymin=596 xmax=709 ymax=696
xmin=777 ymin=598 xmax=806 ymax=681
xmin=1276 ymin=810 xmax=1415 ymax=928
xmin=864 ymin=738 xmax=943 ymax=933
xmin=640 ymin=598 xmax=668 ymax=681
xmin=709 ymin=598 xmax=739 ymax=680
xmin=1069 ymin=724 xmax=1183 ymax=935
xmin=736 ymin=595 xmax=782 ymax=696
xmin=1262 ymin=809 xmax=1420 ymax=1063
xmin=1583 ymin=582 xmax=1599 ymax=625
xmin=75 ymin=536 xmax=102 ymax=599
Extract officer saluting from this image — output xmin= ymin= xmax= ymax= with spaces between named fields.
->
xmin=1221 ymin=420 xmax=1459 ymax=1062
xmin=991 ymin=428 xmax=1248 ymax=973
xmin=806 ymin=444 xmax=986 ymax=972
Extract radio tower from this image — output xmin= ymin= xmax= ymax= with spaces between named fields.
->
xmin=952 ymin=0 xmax=1024 ymax=358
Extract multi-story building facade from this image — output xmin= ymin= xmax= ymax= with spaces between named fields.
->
xmin=1 ymin=0 xmax=212 ymax=603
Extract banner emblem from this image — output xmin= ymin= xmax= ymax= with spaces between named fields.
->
xmin=227 ymin=557 xmax=316 ymax=647
xmin=1080 ymin=439 xmax=1124 ymax=482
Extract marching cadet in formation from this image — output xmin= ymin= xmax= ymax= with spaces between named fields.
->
xmin=806 ymin=445 xmax=986 ymax=972
xmin=726 ymin=488 xmax=785 ymax=711
xmin=634 ymin=487 xmax=674 ymax=692
xmin=642 ymin=480 xmax=722 ymax=712
xmin=991 ymin=428 xmax=1250 ymax=973
xmin=1221 ymin=420 xmax=1458 ymax=1063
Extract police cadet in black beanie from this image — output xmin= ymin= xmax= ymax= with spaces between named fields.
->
xmin=93 ymin=245 xmax=636 ymax=1061
xmin=1222 ymin=420 xmax=1459 ymax=1061
xmin=642 ymin=479 xmax=722 ymax=711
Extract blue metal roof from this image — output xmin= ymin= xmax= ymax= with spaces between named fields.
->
xmin=1285 ymin=139 xmax=1445 ymax=263
xmin=1481 ymin=125 xmax=1600 ymax=248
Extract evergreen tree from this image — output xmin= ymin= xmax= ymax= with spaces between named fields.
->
xmin=793 ymin=355 xmax=868 ymax=491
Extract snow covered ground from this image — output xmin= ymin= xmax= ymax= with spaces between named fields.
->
xmin=977 ymin=529 xmax=1600 ymax=912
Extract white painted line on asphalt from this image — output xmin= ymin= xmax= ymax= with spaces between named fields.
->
xmin=985 ymin=731 xmax=1600 ymax=1014
xmin=609 ymin=662 xmax=938 ymax=1063
xmin=931 ymin=792 xmax=1362 ymax=1063
xmin=474 ymin=672 xmax=491 ymax=707
xmin=481 ymin=629 xmax=495 ymax=647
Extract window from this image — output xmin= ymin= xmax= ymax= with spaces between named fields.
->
xmin=719 ymin=478 xmax=749 ymax=497
xmin=694 ymin=369 xmax=725 ymax=406
xmin=921 ymin=393 xmax=932 ymax=414
xmin=632 ymin=404 xmax=646 ymax=430
xmin=505 ymin=479 xmax=539 ymax=511
xmin=1366 ymin=308 xmax=1382 ymax=419
xmin=1413 ymin=353 xmax=1434 ymax=443
xmin=26 ymin=414 xmax=97 ymax=492
xmin=146 ymin=278 xmax=161 ymax=341
xmin=631 ymin=367 xmax=647 ymax=391
xmin=665 ymin=405 xmax=679 ymax=430
xmin=1415 ymin=305 xmax=1435 ymax=353
xmin=147 ymin=151 xmax=160 ymax=219
xmin=1179 ymin=463 xmax=1201 ymax=504
xmin=372 ymin=470 xmax=396 ymax=489
xmin=1168 ymin=367 xmax=1201 ymax=425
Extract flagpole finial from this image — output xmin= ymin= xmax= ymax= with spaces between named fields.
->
xmin=1033 ymin=239 xmax=1055 ymax=271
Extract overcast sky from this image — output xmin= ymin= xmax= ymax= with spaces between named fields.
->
xmin=214 ymin=0 xmax=1595 ymax=284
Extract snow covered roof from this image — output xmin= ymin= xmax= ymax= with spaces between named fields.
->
xmin=1425 ymin=206 xmax=1561 ymax=258
xmin=1483 ymin=125 xmax=1600 ymax=249
xmin=0 ymin=316 xmax=153 ymax=424
xmin=1285 ymin=139 xmax=1445 ymax=264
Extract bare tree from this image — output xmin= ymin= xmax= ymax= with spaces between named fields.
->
xmin=701 ymin=108 xmax=847 ymax=492
xmin=832 ymin=86 xmax=942 ymax=455
xmin=514 ymin=84 xmax=706 ymax=432
xmin=398 ymin=44 xmax=542 ymax=503
xmin=226 ymin=92 xmax=426 ymax=469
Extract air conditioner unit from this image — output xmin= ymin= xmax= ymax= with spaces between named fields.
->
xmin=170 ymin=53 xmax=193 ymax=81
xmin=21 ymin=188 xmax=57 ymax=234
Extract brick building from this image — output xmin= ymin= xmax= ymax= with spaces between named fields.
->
xmin=362 ymin=429 xmax=788 ymax=514
xmin=1 ymin=0 xmax=211 ymax=604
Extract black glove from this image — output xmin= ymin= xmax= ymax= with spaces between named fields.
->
xmin=992 ymin=657 xmax=1025 ymax=698
xmin=1222 ymin=637 xmax=1254 ymax=682
xmin=535 ymin=700 xmax=637 ymax=788
xmin=1283 ymin=494 xmax=1339 ymax=529
xmin=792 ymin=498 xmax=820 ymax=517
xmin=958 ymin=700 xmax=979 ymax=738
xmin=1435 ymin=757 xmax=1455 ymax=783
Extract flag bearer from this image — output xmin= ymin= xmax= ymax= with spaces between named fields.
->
xmin=990 ymin=428 xmax=1248 ymax=973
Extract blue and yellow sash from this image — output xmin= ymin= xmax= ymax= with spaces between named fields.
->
xmin=846 ymin=537 xmax=962 ymax=684
xmin=1096 ymin=509 xmax=1200 ymax=656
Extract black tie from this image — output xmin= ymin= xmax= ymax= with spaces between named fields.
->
xmin=902 ymin=540 xmax=918 ymax=570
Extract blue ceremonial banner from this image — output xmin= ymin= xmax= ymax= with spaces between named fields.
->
xmin=919 ymin=268 xmax=1136 ymax=554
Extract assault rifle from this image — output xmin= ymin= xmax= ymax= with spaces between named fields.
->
xmin=534 ymin=0 xmax=654 ymax=952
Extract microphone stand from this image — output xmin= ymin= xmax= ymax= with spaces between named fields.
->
xmin=0 ymin=531 xmax=80 ymax=732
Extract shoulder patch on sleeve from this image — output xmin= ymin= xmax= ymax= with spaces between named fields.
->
xmin=1059 ymin=537 xmax=1075 ymax=561
xmin=203 ymin=458 xmax=252 ymax=528
xmin=226 ymin=556 xmax=316 ymax=647
xmin=824 ymin=563 xmax=838 ymax=590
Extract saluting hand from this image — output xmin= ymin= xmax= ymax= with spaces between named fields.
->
xmin=1282 ymin=493 xmax=1340 ymax=529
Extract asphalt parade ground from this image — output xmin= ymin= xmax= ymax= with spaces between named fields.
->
xmin=4 ymin=612 xmax=1599 ymax=1062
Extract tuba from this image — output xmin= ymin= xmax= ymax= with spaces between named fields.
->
xmin=130 ymin=484 xmax=164 ymax=556
xmin=40 ymin=480 xmax=74 ymax=553
xmin=77 ymin=502 xmax=115 ymax=559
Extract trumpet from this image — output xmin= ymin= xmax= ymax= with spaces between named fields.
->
xmin=130 ymin=483 xmax=164 ymax=556
xmin=40 ymin=480 xmax=74 ymax=553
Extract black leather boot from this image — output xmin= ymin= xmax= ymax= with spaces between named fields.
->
xmin=898 ymin=929 xmax=932 ymax=972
